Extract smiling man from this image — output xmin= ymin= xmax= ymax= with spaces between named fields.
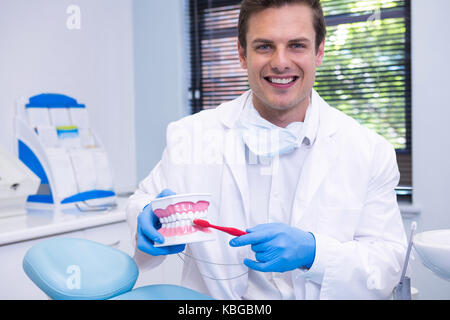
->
xmin=126 ymin=0 xmax=408 ymax=300
xmin=238 ymin=2 xmax=325 ymax=128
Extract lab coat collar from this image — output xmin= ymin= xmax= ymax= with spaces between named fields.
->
xmin=303 ymin=90 xmax=320 ymax=146
xmin=312 ymin=88 xmax=339 ymax=137
xmin=219 ymin=90 xmax=251 ymax=129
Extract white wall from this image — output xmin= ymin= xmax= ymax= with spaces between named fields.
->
xmin=0 ymin=0 xmax=136 ymax=193
xmin=133 ymin=0 xmax=188 ymax=182
xmin=409 ymin=0 xmax=450 ymax=299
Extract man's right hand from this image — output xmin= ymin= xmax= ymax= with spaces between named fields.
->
xmin=137 ymin=188 xmax=186 ymax=256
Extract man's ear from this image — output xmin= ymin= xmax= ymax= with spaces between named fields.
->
xmin=315 ymin=39 xmax=325 ymax=67
xmin=237 ymin=40 xmax=247 ymax=70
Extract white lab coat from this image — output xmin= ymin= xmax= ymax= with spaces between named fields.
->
xmin=126 ymin=89 xmax=407 ymax=300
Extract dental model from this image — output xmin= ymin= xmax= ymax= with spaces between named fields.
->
xmin=151 ymin=193 xmax=215 ymax=247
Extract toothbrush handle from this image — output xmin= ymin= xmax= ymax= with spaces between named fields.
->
xmin=216 ymin=226 xmax=248 ymax=237
xmin=207 ymin=224 xmax=248 ymax=236
xmin=194 ymin=219 xmax=248 ymax=236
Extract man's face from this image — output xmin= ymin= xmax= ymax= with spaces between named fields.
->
xmin=238 ymin=4 xmax=325 ymax=124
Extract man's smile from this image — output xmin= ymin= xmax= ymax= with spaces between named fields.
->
xmin=264 ymin=76 xmax=299 ymax=88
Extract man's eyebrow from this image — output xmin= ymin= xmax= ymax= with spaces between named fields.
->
xmin=251 ymin=37 xmax=312 ymax=44
xmin=251 ymin=38 xmax=274 ymax=44
xmin=288 ymin=37 xmax=312 ymax=43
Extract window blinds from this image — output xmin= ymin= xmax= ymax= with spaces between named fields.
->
xmin=188 ymin=0 xmax=412 ymax=192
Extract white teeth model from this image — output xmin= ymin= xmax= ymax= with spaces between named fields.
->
xmin=270 ymin=77 xmax=294 ymax=84
xmin=160 ymin=210 xmax=206 ymax=226
xmin=153 ymin=196 xmax=215 ymax=247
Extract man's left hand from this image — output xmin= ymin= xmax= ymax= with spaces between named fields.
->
xmin=229 ymin=223 xmax=316 ymax=272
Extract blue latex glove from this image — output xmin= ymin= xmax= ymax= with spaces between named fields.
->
xmin=229 ymin=223 xmax=316 ymax=272
xmin=136 ymin=188 xmax=186 ymax=256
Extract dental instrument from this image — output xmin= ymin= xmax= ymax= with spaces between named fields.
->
xmin=394 ymin=221 xmax=417 ymax=300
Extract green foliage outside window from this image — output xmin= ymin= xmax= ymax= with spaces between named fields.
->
xmin=317 ymin=0 xmax=408 ymax=150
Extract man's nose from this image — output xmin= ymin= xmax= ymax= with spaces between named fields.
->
xmin=270 ymin=47 xmax=291 ymax=72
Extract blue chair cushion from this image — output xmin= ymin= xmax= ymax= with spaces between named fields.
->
xmin=23 ymin=238 xmax=139 ymax=300
xmin=112 ymin=284 xmax=214 ymax=300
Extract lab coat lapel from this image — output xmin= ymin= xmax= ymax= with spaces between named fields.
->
xmin=290 ymin=95 xmax=340 ymax=227
xmin=219 ymin=91 xmax=252 ymax=224
xmin=223 ymin=137 xmax=250 ymax=219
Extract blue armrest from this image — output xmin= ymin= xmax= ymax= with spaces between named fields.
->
xmin=23 ymin=238 xmax=138 ymax=300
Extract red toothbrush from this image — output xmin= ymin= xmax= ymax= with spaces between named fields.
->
xmin=193 ymin=219 xmax=248 ymax=236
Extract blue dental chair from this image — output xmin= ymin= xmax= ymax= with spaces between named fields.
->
xmin=22 ymin=237 xmax=213 ymax=300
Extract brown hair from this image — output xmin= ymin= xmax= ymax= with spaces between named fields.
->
xmin=238 ymin=0 xmax=326 ymax=53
